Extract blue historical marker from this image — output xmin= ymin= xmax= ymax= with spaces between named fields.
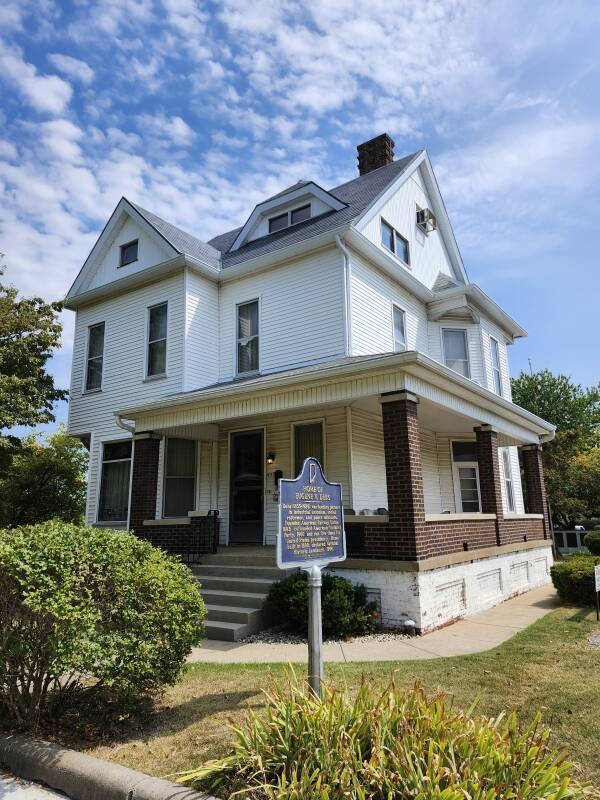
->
xmin=277 ymin=457 xmax=346 ymax=697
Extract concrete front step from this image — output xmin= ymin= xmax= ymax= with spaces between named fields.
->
xmin=199 ymin=549 xmax=278 ymax=568
xmin=192 ymin=564 xmax=284 ymax=580
xmin=204 ymin=618 xmax=263 ymax=641
xmin=193 ymin=574 xmax=276 ymax=594
xmin=199 ymin=588 xmax=268 ymax=609
xmin=205 ymin=603 xmax=263 ymax=624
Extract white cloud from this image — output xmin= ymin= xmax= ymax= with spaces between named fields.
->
xmin=48 ymin=53 xmax=95 ymax=85
xmin=138 ymin=113 xmax=196 ymax=146
xmin=0 ymin=42 xmax=72 ymax=114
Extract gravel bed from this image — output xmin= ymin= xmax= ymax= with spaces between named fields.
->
xmin=241 ymin=625 xmax=411 ymax=645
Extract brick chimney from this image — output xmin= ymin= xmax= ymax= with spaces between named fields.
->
xmin=357 ymin=133 xmax=395 ymax=175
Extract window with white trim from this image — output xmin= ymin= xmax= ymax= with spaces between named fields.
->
xmin=502 ymin=448 xmax=516 ymax=512
xmin=163 ymin=437 xmax=197 ymax=517
xmin=392 ymin=305 xmax=406 ymax=352
xmin=268 ymin=204 xmax=311 ymax=233
xmin=85 ymin=322 xmax=105 ymax=391
xmin=147 ymin=302 xmax=167 ymax=377
xmin=293 ymin=421 xmax=324 ymax=476
xmin=451 ymin=441 xmax=481 ymax=512
xmin=98 ymin=440 xmax=132 ymax=522
xmin=119 ymin=239 xmax=138 ymax=267
xmin=237 ymin=300 xmax=259 ymax=374
xmin=490 ymin=337 xmax=502 ymax=395
xmin=380 ymin=218 xmax=410 ymax=264
xmin=442 ymin=328 xmax=470 ymax=378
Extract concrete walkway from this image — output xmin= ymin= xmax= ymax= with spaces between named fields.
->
xmin=189 ymin=584 xmax=558 ymax=664
xmin=0 ymin=772 xmax=64 ymax=800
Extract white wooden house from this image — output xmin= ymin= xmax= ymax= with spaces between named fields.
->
xmin=65 ymin=134 xmax=555 ymax=640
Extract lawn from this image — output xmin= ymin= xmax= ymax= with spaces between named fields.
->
xmin=81 ymin=604 xmax=599 ymax=787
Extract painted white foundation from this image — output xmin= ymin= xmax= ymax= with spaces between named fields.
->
xmin=329 ymin=544 xmax=553 ymax=633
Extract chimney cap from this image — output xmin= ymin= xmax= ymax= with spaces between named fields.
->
xmin=357 ymin=133 xmax=395 ymax=176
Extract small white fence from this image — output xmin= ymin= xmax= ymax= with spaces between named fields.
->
xmin=553 ymin=530 xmax=589 ymax=552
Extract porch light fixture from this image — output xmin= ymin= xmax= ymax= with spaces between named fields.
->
xmin=266 ymin=452 xmax=276 ymax=465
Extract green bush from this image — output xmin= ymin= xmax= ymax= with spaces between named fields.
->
xmin=583 ymin=531 xmax=600 ymax=555
xmin=267 ymin=571 xmax=379 ymax=638
xmin=0 ymin=521 xmax=205 ymax=727
xmin=179 ymin=676 xmax=592 ymax=799
xmin=550 ymin=553 xmax=600 ymax=605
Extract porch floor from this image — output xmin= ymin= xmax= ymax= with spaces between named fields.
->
xmin=189 ymin=584 xmax=558 ymax=663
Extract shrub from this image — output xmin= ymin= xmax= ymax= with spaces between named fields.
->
xmin=0 ymin=521 xmax=205 ymax=727
xmin=583 ymin=531 xmax=600 ymax=555
xmin=267 ymin=571 xmax=379 ymax=638
xmin=179 ymin=676 xmax=592 ymax=800
xmin=550 ymin=553 xmax=600 ymax=605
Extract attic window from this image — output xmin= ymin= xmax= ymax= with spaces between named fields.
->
xmin=380 ymin=219 xmax=410 ymax=265
xmin=119 ymin=239 xmax=138 ymax=267
xmin=268 ymin=204 xmax=311 ymax=234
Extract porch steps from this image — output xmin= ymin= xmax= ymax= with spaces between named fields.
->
xmin=191 ymin=551 xmax=294 ymax=641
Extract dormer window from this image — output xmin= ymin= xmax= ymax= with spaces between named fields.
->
xmin=268 ymin=204 xmax=311 ymax=234
xmin=380 ymin=219 xmax=410 ymax=265
xmin=119 ymin=239 xmax=138 ymax=267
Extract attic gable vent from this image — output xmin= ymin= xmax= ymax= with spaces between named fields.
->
xmin=416 ymin=207 xmax=437 ymax=234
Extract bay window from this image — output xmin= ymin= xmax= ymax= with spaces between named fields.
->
xmin=237 ymin=300 xmax=259 ymax=374
xmin=442 ymin=328 xmax=470 ymax=378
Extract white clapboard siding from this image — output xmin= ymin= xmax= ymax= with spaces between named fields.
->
xmin=184 ymin=268 xmax=220 ymax=390
xmin=427 ymin=320 xmax=486 ymax=387
xmin=68 ymin=273 xmax=185 ymax=523
xmin=499 ymin=446 xmax=525 ymax=514
xmin=360 ymin=164 xmax=457 ymax=289
xmin=349 ymin=251 xmax=429 ymax=356
xmin=349 ymin=408 xmax=388 ymax=512
xmin=218 ymin=246 xmax=346 ymax=382
xmin=216 ymin=407 xmax=351 ymax=545
xmin=479 ymin=315 xmax=513 ymax=400
xmin=436 ymin=434 xmax=457 ymax=513
xmin=86 ymin=216 xmax=174 ymax=292
xmin=420 ymin=428 xmax=443 ymax=513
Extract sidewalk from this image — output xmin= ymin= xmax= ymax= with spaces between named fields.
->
xmin=189 ymin=584 xmax=558 ymax=664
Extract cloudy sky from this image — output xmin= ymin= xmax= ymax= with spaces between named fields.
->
xmin=1 ymin=0 xmax=599 ymax=434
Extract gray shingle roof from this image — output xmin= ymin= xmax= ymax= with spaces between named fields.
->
xmin=130 ymin=201 xmax=221 ymax=269
xmin=130 ymin=151 xmax=420 ymax=272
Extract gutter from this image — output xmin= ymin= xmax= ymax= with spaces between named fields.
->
xmin=114 ymin=413 xmax=135 ymax=434
xmin=335 ymin=235 xmax=353 ymax=355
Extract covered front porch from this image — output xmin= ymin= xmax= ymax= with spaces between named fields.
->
xmin=120 ymin=352 xmax=554 ymax=567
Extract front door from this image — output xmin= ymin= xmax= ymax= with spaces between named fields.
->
xmin=229 ymin=429 xmax=264 ymax=544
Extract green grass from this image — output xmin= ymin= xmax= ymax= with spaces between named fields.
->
xmin=79 ymin=605 xmax=599 ymax=787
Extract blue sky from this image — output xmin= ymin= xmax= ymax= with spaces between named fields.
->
xmin=1 ymin=0 xmax=599 ymax=437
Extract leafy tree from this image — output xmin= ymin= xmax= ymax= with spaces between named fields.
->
xmin=0 ymin=427 xmax=87 ymax=528
xmin=512 ymin=370 xmax=600 ymax=526
xmin=0 ymin=264 xmax=66 ymax=431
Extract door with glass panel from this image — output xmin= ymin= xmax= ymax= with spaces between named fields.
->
xmin=451 ymin=441 xmax=481 ymax=512
xmin=229 ymin=429 xmax=264 ymax=543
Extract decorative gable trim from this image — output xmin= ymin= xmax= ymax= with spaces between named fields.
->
xmin=230 ymin=181 xmax=347 ymax=252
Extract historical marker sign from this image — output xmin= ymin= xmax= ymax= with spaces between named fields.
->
xmin=595 ymin=564 xmax=600 ymax=593
xmin=277 ymin=457 xmax=346 ymax=570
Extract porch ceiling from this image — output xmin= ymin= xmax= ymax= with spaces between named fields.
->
xmin=118 ymin=351 xmax=555 ymax=446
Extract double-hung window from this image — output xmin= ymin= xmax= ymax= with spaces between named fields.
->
xmin=442 ymin=328 xmax=470 ymax=378
xmin=502 ymin=448 xmax=516 ymax=512
xmin=392 ymin=305 xmax=406 ymax=352
xmin=490 ymin=337 xmax=502 ymax=395
xmin=237 ymin=300 xmax=259 ymax=374
xmin=98 ymin=440 xmax=132 ymax=522
xmin=380 ymin=219 xmax=410 ymax=264
xmin=293 ymin=421 xmax=324 ymax=475
xmin=451 ymin=441 xmax=481 ymax=513
xmin=163 ymin=438 xmax=197 ymax=517
xmin=85 ymin=322 xmax=105 ymax=391
xmin=147 ymin=302 xmax=167 ymax=377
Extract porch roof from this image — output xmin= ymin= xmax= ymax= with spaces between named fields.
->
xmin=116 ymin=351 xmax=555 ymax=445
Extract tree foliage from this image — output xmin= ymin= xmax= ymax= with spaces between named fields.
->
xmin=0 ymin=522 xmax=205 ymax=728
xmin=512 ymin=370 xmax=600 ymax=526
xmin=0 ymin=427 xmax=87 ymax=528
xmin=0 ymin=265 xmax=66 ymax=431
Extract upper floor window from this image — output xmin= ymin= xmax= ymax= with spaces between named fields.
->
xmin=490 ymin=337 xmax=502 ymax=395
xmin=147 ymin=302 xmax=167 ymax=377
xmin=163 ymin=437 xmax=197 ymax=517
xmin=392 ymin=305 xmax=406 ymax=352
xmin=85 ymin=322 xmax=105 ymax=391
xmin=502 ymin=448 xmax=516 ymax=513
xmin=268 ymin=204 xmax=311 ymax=234
xmin=119 ymin=239 xmax=138 ymax=267
xmin=451 ymin=441 xmax=481 ymax=513
xmin=380 ymin=219 xmax=410 ymax=265
xmin=294 ymin=420 xmax=324 ymax=475
xmin=237 ymin=300 xmax=259 ymax=374
xmin=98 ymin=440 xmax=132 ymax=522
xmin=442 ymin=328 xmax=470 ymax=378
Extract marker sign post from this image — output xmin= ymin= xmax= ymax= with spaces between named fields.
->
xmin=595 ymin=565 xmax=600 ymax=622
xmin=277 ymin=457 xmax=346 ymax=697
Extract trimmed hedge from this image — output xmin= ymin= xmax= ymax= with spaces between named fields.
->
xmin=583 ymin=531 xmax=600 ymax=555
xmin=0 ymin=521 xmax=205 ymax=727
xmin=267 ymin=571 xmax=380 ymax=638
xmin=550 ymin=553 xmax=600 ymax=605
xmin=179 ymin=677 xmax=592 ymax=799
